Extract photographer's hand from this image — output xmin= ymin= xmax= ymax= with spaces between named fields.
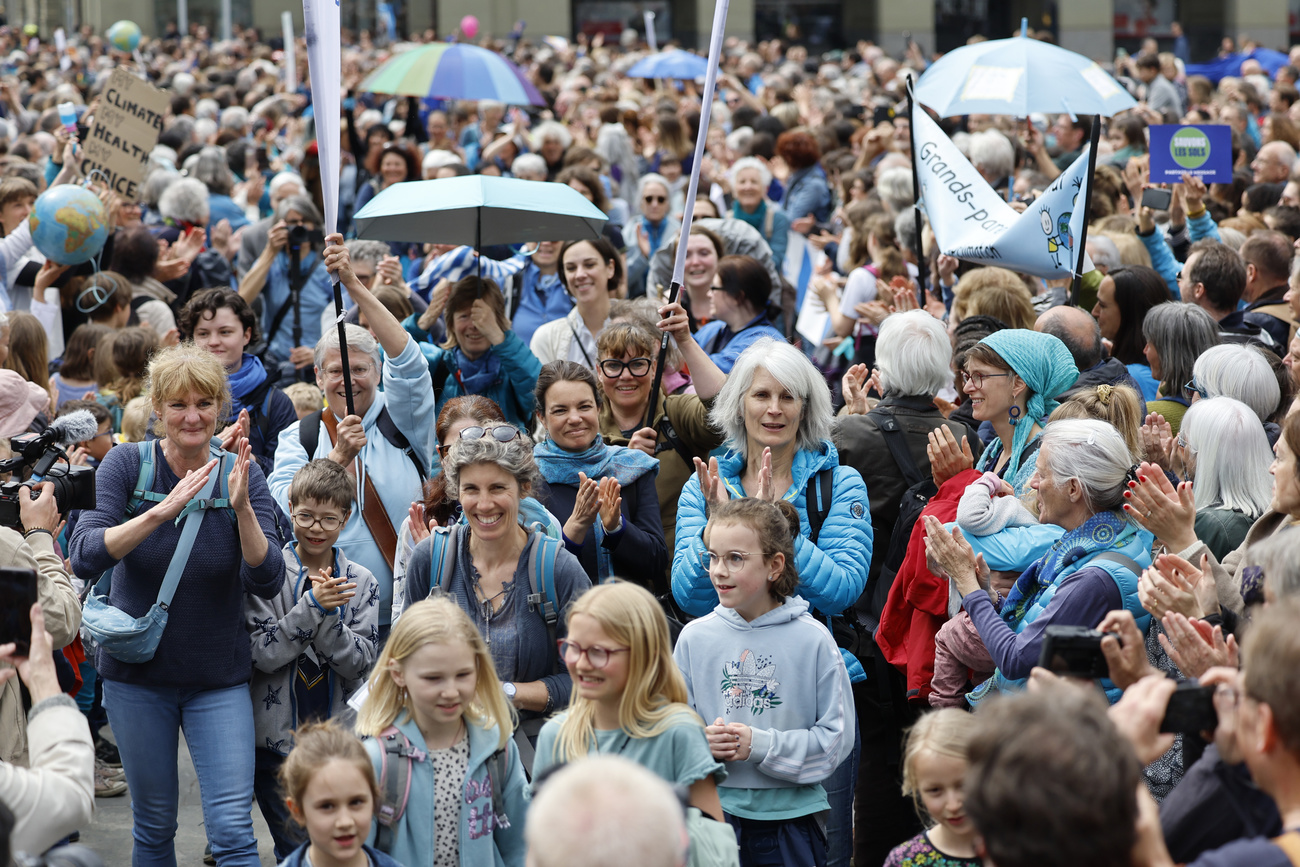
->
xmin=19 ymin=482 xmax=60 ymax=535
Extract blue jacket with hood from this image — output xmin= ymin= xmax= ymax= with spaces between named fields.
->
xmin=671 ymin=440 xmax=872 ymax=680
xmin=362 ymin=716 xmax=529 ymax=867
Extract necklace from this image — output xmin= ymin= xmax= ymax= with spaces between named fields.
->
xmin=469 ymin=561 xmax=510 ymax=645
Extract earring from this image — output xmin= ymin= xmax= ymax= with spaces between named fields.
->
xmin=1008 ymin=405 xmax=1021 ymax=427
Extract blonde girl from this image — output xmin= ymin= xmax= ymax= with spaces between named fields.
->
xmin=884 ymin=709 xmax=978 ymax=867
xmin=276 ymin=721 xmax=405 ymax=867
xmin=534 ymin=581 xmax=725 ymax=822
xmin=356 ymin=597 xmax=528 ymax=867
xmin=673 ymin=498 xmax=855 ymax=867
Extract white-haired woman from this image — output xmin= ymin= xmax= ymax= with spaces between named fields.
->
xmin=924 ymin=419 xmax=1155 ymax=701
xmin=729 ymin=156 xmax=790 ymax=267
xmin=623 ymin=174 xmax=680 ymax=298
xmin=1189 ymin=344 xmax=1282 ymax=437
xmin=237 ymin=195 xmax=332 ymax=378
xmin=672 ymin=336 xmax=870 ymax=867
xmin=189 ymin=144 xmax=250 ymax=233
xmin=835 ymin=311 xmax=975 ymax=588
xmin=532 ymin=121 xmax=573 ymax=180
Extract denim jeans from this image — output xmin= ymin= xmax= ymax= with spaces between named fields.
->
xmin=103 ymin=680 xmax=260 ymax=867
xmin=822 ymin=723 xmax=861 ymax=867
xmin=726 ymin=814 xmax=826 ymax=867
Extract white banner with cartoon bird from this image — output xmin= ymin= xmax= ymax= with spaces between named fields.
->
xmin=912 ymin=106 xmax=1094 ymax=279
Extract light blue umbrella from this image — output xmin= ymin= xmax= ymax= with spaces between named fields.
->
xmin=353 ymin=176 xmax=607 ymax=247
xmin=914 ymin=26 xmax=1136 ymax=117
xmin=626 ymin=49 xmax=710 ymax=81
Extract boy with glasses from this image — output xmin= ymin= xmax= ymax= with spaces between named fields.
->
xmin=245 ymin=458 xmax=380 ymax=861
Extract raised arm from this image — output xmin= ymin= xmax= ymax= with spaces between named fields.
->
xmin=322 ymin=233 xmax=412 ymax=359
xmin=656 ymin=300 xmax=726 ymax=400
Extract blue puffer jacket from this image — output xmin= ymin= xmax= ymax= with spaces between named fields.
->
xmin=672 ymin=440 xmax=872 ymax=678
xmin=418 ymin=331 xmax=543 ymax=431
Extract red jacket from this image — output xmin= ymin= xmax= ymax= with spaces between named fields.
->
xmin=875 ymin=469 xmax=981 ymax=703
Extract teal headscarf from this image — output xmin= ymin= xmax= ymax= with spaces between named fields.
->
xmin=978 ymin=329 xmax=1079 ymax=475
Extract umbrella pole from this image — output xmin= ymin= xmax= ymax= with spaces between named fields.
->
xmin=476 ymin=209 xmax=482 ymax=296
xmin=1069 ymin=116 xmax=1102 ymax=307
xmin=906 ymin=76 xmax=926 ymax=308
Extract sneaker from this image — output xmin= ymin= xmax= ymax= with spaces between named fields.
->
xmin=94 ymin=736 xmax=122 ymax=768
xmin=95 ymin=757 xmax=125 ymax=781
xmin=203 ymin=843 xmax=215 ymax=865
xmin=94 ymin=767 xmax=127 ymax=797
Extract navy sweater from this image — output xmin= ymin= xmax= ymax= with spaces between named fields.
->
xmin=70 ymin=440 xmax=285 ymax=689
xmin=537 ymin=473 xmax=668 ymax=589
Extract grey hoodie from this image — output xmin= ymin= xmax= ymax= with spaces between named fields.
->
xmin=673 ymin=595 xmax=854 ymax=797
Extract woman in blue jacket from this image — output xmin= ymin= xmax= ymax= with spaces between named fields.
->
xmin=692 ymin=255 xmax=786 ymax=374
xmin=776 ymin=131 xmax=832 ymax=231
xmin=415 ymin=276 xmax=543 ymax=431
xmin=671 ymin=336 xmax=870 ymax=867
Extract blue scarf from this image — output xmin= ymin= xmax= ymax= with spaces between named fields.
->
xmin=227 ymin=354 xmax=268 ymax=413
xmin=453 ymin=348 xmax=501 ymax=394
xmin=533 ymin=437 xmax=659 ymax=582
xmin=641 ymin=216 xmax=667 ymax=255
xmin=731 ymin=199 xmax=768 ymax=238
xmin=1000 ymin=510 xmax=1131 ymax=627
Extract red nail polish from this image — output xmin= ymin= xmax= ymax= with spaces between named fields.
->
xmin=1139 ymin=475 xmax=1147 ymax=483
xmin=1124 ymin=491 xmax=1131 ymax=498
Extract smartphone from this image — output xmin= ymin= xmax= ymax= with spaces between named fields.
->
xmin=57 ymin=101 xmax=77 ymax=134
xmin=1037 ymin=625 xmax=1111 ymax=679
xmin=1160 ymin=682 xmax=1219 ymax=734
xmin=0 ymin=568 xmax=38 ymax=655
xmin=1141 ymin=187 xmax=1173 ymax=211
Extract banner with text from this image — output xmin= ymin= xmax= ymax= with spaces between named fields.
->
xmin=78 ymin=68 xmax=167 ymax=201
xmin=912 ymin=106 xmax=1093 ymax=279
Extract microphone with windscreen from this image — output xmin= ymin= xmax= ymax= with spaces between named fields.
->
xmin=0 ymin=410 xmax=100 ymax=529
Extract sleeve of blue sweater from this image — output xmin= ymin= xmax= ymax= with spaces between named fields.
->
xmin=1187 ymin=210 xmax=1223 ymax=244
xmin=1138 ymin=227 xmax=1181 ymax=299
xmin=962 ymin=565 xmax=1122 ymax=679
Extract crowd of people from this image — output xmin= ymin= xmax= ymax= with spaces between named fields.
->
xmin=2 ymin=14 xmax=1300 ymax=867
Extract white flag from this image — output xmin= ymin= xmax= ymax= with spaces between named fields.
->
xmin=912 ymin=106 xmax=1093 ymax=279
xmin=303 ymin=0 xmax=341 ymax=236
xmin=282 ymin=12 xmax=297 ymax=93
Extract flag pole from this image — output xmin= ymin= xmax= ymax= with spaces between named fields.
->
xmin=906 ymin=75 xmax=926 ymax=308
xmin=644 ymin=0 xmax=730 ymax=430
xmin=1069 ymin=116 xmax=1102 ymax=307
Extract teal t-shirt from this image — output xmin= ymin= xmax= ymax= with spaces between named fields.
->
xmin=534 ymin=709 xmax=726 ymax=792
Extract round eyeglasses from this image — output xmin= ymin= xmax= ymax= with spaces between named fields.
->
xmin=292 ymin=512 xmax=344 ymax=532
xmin=557 ymin=639 xmax=630 ymax=669
xmin=599 ymin=357 xmax=652 ymax=378
xmin=959 ymin=371 xmax=1012 ymax=389
xmin=697 ymin=550 xmax=755 ymax=574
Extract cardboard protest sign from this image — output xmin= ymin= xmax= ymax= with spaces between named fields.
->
xmin=1148 ymin=124 xmax=1233 ymax=184
xmin=77 ymin=68 xmax=167 ymax=201
xmin=912 ymin=106 xmax=1093 ymax=279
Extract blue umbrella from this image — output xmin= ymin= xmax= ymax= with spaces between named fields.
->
xmin=914 ymin=29 xmax=1136 ymax=117
xmin=626 ymin=49 xmax=710 ymax=81
xmin=353 ymin=175 xmax=607 ymax=247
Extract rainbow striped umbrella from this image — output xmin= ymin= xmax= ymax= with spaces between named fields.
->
xmin=359 ymin=42 xmax=545 ymax=106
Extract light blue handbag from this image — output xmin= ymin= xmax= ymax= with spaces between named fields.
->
xmin=81 ymin=447 xmax=230 ymax=664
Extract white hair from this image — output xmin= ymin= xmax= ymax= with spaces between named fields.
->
xmin=268 ymin=171 xmax=303 ymax=201
xmin=727 ymin=126 xmax=754 ymax=156
xmin=314 ymin=322 xmax=381 ymax=371
xmin=1180 ymin=397 xmax=1274 ymax=518
xmin=969 ymin=130 xmax=1016 ymax=180
xmin=1192 ymin=344 xmax=1281 ymax=424
xmin=532 ymin=121 xmax=573 ymax=151
xmin=158 ymin=177 xmax=210 ymax=225
xmin=636 ymin=173 xmax=670 ymax=201
xmin=356 ymin=108 xmax=384 ymax=135
xmin=710 ymin=337 xmax=834 ymax=456
xmin=1086 ymin=236 xmax=1122 ymax=272
xmin=422 ymin=149 xmax=461 ymax=172
xmin=345 ymin=239 xmax=390 ymax=267
xmin=219 ymin=105 xmax=250 ymax=133
xmin=193 ymin=117 xmax=217 ymax=144
xmin=729 ymin=157 xmax=772 ymax=191
xmin=525 ymin=756 xmax=686 ymax=867
xmin=170 ymin=71 xmax=195 ymax=96
xmin=1040 ymin=419 xmax=1135 ymax=515
xmin=875 ymin=311 xmax=951 ymax=397
xmin=877 ymin=167 xmax=914 ymax=214
xmin=511 ymin=153 xmax=548 ymax=179
xmin=195 ymin=98 xmax=220 ymax=121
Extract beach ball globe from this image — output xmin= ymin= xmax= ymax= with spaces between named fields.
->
xmin=29 ymin=185 xmax=109 ymax=266
xmin=107 ymin=20 xmax=142 ymax=53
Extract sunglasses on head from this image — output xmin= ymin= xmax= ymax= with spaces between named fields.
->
xmin=437 ymin=425 xmax=520 ymax=458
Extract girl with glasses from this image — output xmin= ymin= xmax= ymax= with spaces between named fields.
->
xmin=533 ymin=582 xmax=728 ymax=840
xmin=623 ymin=174 xmax=679 ymax=298
xmin=674 ymin=497 xmax=854 ymax=867
xmin=532 ymin=361 xmax=669 ymax=589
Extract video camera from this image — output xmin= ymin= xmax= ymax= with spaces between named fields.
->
xmin=0 ymin=410 xmax=98 ymax=531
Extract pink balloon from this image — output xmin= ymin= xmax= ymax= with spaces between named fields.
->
xmin=460 ymin=15 xmax=479 ymax=38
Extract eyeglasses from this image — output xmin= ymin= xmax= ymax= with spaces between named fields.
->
xmin=643 ymin=195 xmax=667 ymax=204
xmin=439 ymin=424 xmax=520 ymax=458
xmin=599 ymin=357 xmax=652 ymax=378
xmin=292 ymin=511 xmax=344 ymax=532
xmin=1185 ymin=377 xmax=1209 ymax=399
xmin=557 ymin=639 xmax=630 ymax=669
xmin=959 ymin=371 xmax=1012 ymax=389
xmin=322 ymin=363 xmax=375 ymax=380
xmin=698 ymin=550 xmax=755 ymax=574
xmin=1175 ymin=431 xmax=1198 ymax=453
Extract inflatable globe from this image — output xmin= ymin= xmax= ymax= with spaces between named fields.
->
xmin=106 ymin=20 xmax=141 ymax=53
xmin=29 ymin=186 xmax=109 ymax=266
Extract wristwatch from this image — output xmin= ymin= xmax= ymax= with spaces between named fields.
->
xmin=503 ymin=682 xmax=517 ymax=700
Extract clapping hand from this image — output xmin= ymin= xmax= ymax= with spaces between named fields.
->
xmin=597 ymin=476 xmax=622 ymax=534
xmin=927 ymin=426 xmax=974 ymax=486
xmin=693 ymin=456 xmax=731 ymax=511
xmin=219 ymin=408 xmax=252 ymax=452
xmin=310 ymin=566 xmax=357 ymax=612
xmin=1158 ymin=612 xmax=1238 ymax=679
xmin=1141 ymin=413 xmax=1173 ymax=466
xmin=153 ymin=458 xmax=219 ymax=523
xmin=228 ymin=436 xmax=254 ymax=513
xmin=1123 ymin=461 xmax=1197 ymax=551
xmin=841 ymin=364 xmax=872 ymax=416
xmin=408 ymin=502 xmax=431 ymax=544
